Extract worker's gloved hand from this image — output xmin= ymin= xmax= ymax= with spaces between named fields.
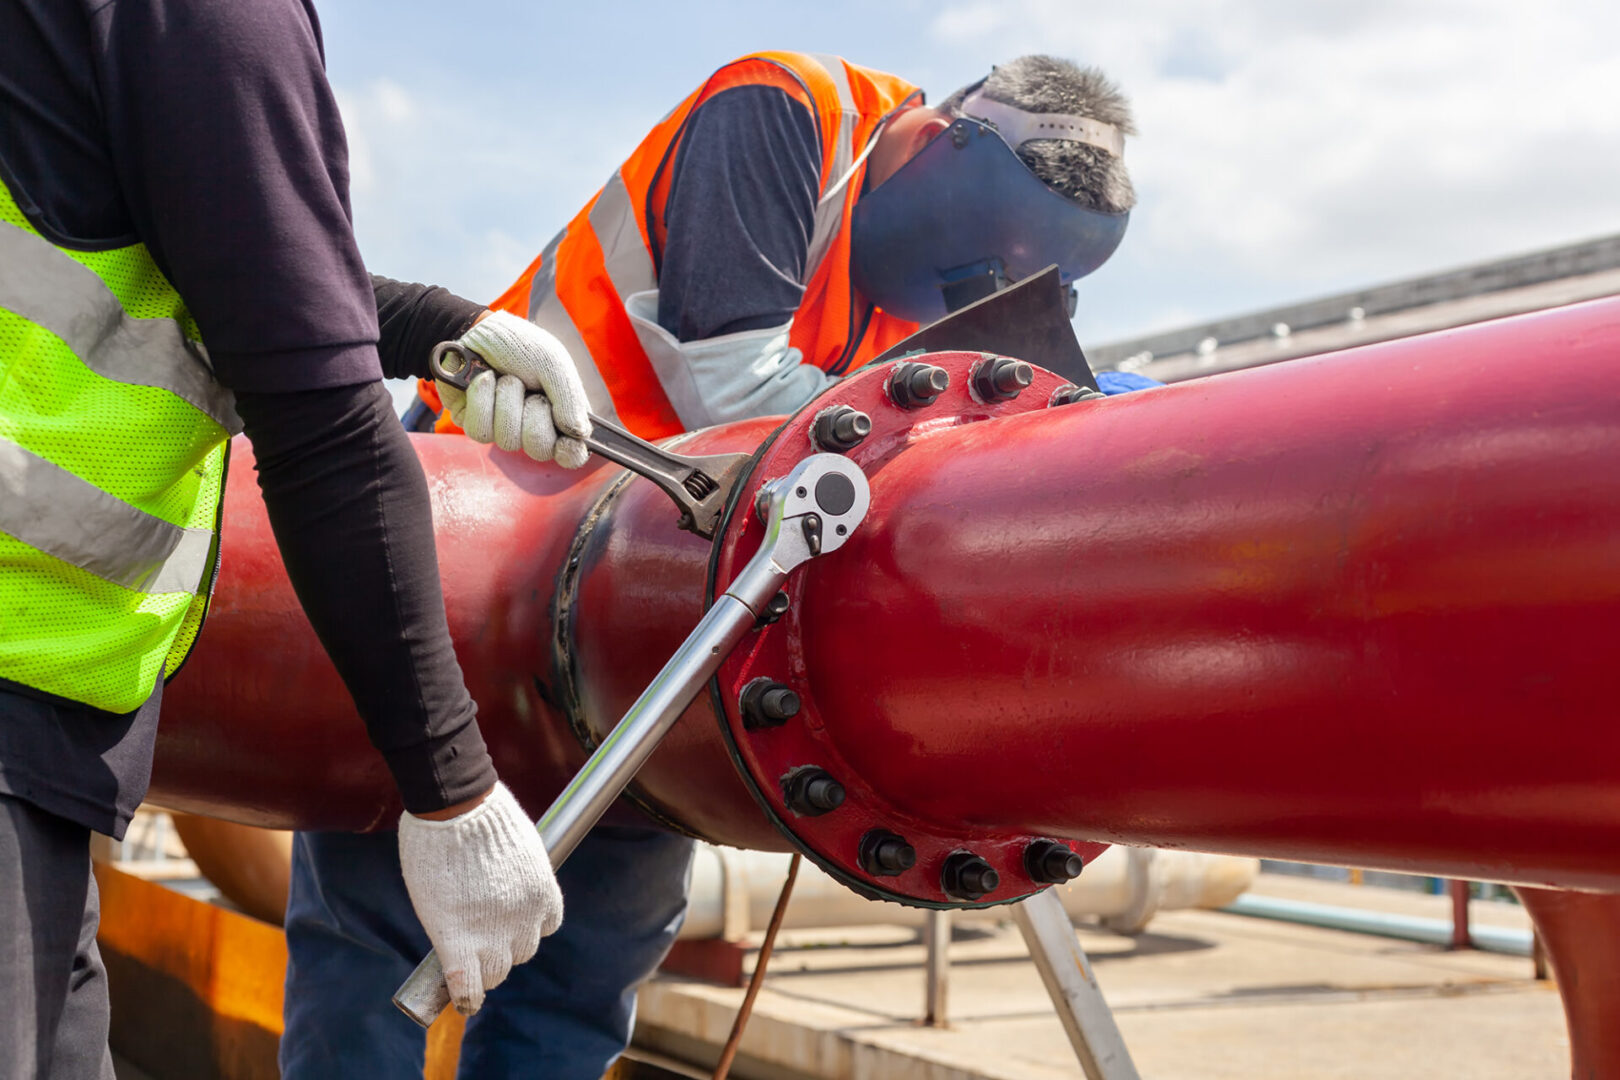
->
xmin=397 ymin=781 xmax=564 ymax=1015
xmin=436 ymin=310 xmax=593 ymax=467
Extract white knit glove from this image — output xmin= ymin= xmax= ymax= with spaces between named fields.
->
xmin=397 ymin=782 xmax=564 ymax=1015
xmin=436 ymin=310 xmax=593 ymax=468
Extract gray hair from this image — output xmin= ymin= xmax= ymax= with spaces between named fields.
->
xmin=938 ymin=56 xmax=1136 ymax=214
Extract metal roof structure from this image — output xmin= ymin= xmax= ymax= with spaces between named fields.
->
xmin=1089 ymin=233 xmax=1620 ymax=382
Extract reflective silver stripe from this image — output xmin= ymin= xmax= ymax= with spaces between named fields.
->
xmin=809 ymin=53 xmax=859 ymax=113
xmin=589 ymin=172 xmax=658 ymax=301
xmin=525 ymin=228 xmax=622 ymax=421
xmin=0 ymin=437 xmax=214 ymax=595
xmin=0 ymin=221 xmax=241 ymax=435
xmin=804 ymin=55 xmax=862 ymax=282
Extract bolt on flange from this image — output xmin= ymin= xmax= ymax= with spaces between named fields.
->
xmin=858 ymin=829 xmax=918 ymax=877
xmin=1024 ymin=838 xmax=1085 ymax=884
xmin=887 ymin=362 xmax=951 ymax=409
xmin=781 ymin=766 xmax=846 ymax=816
xmin=972 ymin=356 xmax=1033 ymax=403
xmin=813 ymin=405 xmax=872 ymax=452
xmin=740 ymin=678 xmax=801 ymax=729
xmin=941 ymin=851 xmax=1000 ymax=901
xmin=1050 ymin=383 xmax=1105 ymax=407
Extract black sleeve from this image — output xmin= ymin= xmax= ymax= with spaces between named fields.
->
xmin=83 ymin=0 xmax=496 ymax=811
xmin=656 ymin=84 xmax=822 ymax=342
xmin=372 ymin=275 xmax=485 ymax=381
xmin=89 ymin=0 xmax=381 ymax=393
xmin=233 ymin=382 xmax=496 ymax=813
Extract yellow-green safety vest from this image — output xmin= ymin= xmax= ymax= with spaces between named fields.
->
xmin=0 ymin=178 xmax=237 ymax=713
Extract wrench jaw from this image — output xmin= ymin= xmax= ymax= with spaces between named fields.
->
xmin=429 ymin=340 xmax=754 ymax=539
xmin=677 ymin=449 xmax=756 ymax=540
xmin=570 ymin=413 xmax=752 ymax=541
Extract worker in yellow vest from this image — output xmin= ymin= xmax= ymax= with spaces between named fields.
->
xmin=0 ymin=1 xmax=599 ymax=1071
xmin=309 ymin=51 xmax=1133 ymax=1079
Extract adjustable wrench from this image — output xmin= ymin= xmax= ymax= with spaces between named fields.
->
xmin=393 ymin=452 xmax=872 ymax=1026
xmin=429 ymin=341 xmax=750 ymax=539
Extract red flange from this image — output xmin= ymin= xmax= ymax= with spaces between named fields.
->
xmin=708 ymin=353 xmax=1109 ymax=908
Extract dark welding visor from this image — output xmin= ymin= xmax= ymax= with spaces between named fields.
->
xmin=850 ymin=116 xmax=1129 ymax=323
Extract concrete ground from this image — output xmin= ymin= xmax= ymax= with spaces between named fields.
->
xmin=110 ymin=868 xmax=1570 ymax=1079
xmin=634 ymin=873 xmax=1569 ymax=1080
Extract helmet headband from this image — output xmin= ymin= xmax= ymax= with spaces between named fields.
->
xmin=961 ymin=91 xmax=1125 ymax=159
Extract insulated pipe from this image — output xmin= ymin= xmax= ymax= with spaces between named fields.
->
xmin=679 ymin=844 xmax=1259 ymax=940
xmin=1221 ymin=894 xmax=1533 ymax=957
xmin=152 ymin=297 xmax=1620 ymax=891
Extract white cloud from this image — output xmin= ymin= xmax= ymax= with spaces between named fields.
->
xmin=929 ymin=0 xmax=1620 ymax=339
xmin=332 ymin=76 xmax=650 ymax=308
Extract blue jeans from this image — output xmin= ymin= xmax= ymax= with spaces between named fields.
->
xmin=280 ymin=823 xmax=694 ymax=1079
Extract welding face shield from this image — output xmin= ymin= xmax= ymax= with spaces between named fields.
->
xmin=850 ymin=109 xmax=1129 ymax=323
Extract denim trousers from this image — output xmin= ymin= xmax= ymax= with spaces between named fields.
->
xmin=279 ymin=823 xmax=695 ymax=1079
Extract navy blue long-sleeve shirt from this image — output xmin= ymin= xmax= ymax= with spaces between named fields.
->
xmin=0 ymin=0 xmax=492 ymax=832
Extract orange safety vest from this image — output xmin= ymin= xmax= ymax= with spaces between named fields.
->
xmin=421 ymin=52 xmax=922 ymax=439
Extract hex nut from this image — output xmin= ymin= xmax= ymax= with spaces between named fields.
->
xmin=888 ymin=362 xmax=951 ymax=409
xmin=741 ymin=678 xmax=801 ymax=729
xmin=941 ymin=851 xmax=1000 ymax=901
xmin=858 ymin=830 xmax=918 ymax=877
xmin=1024 ymin=839 xmax=1085 ymax=884
xmin=813 ymin=406 xmax=872 ymax=451
xmin=782 ymin=766 xmax=846 ymax=816
xmin=973 ymin=357 xmax=1033 ymax=403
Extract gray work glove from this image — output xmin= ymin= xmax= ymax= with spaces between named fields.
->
xmin=436 ymin=310 xmax=593 ymax=467
xmin=397 ymin=781 xmax=565 ymax=1014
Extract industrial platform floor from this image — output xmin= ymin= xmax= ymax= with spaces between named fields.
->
xmin=111 ymin=872 xmax=1567 ymax=1079
xmin=633 ymin=873 xmax=1566 ymax=1080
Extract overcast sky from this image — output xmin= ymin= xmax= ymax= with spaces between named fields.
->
xmin=320 ymin=0 xmax=1620 ymax=378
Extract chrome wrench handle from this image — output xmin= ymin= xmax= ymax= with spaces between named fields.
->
xmin=392 ymin=453 xmax=870 ymax=1027
xmin=429 ymin=341 xmax=749 ymax=539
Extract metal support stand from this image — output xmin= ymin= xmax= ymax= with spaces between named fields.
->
xmin=923 ymin=909 xmax=950 ymax=1026
xmin=1011 ymin=889 xmax=1141 ymax=1080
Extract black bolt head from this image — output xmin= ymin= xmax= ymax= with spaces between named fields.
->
xmin=814 ymin=405 xmax=872 ymax=452
xmin=1025 ymin=839 xmax=1085 ymax=884
xmin=858 ymin=830 xmax=918 ymax=877
xmin=758 ymin=591 xmax=791 ymax=626
xmin=741 ymin=678 xmax=801 ymax=729
xmin=974 ymin=357 xmax=1034 ymax=402
xmin=782 ymin=766 xmax=845 ymax=816
xmin=1050 ymin=383 xmax=1105 ymax=408
xmin=941 ymin=851 xmax=1000 ymax=901
xmin=889 ymin=362 xmax=951 ymax=409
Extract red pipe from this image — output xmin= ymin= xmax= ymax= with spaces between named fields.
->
xmin=792 ymin=297 xmax=1620 ymax=889
xmin=154 ymin=296 xmax=1620 ymax=890
xmin=153 ymin=422 xmax=778 ymax=844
